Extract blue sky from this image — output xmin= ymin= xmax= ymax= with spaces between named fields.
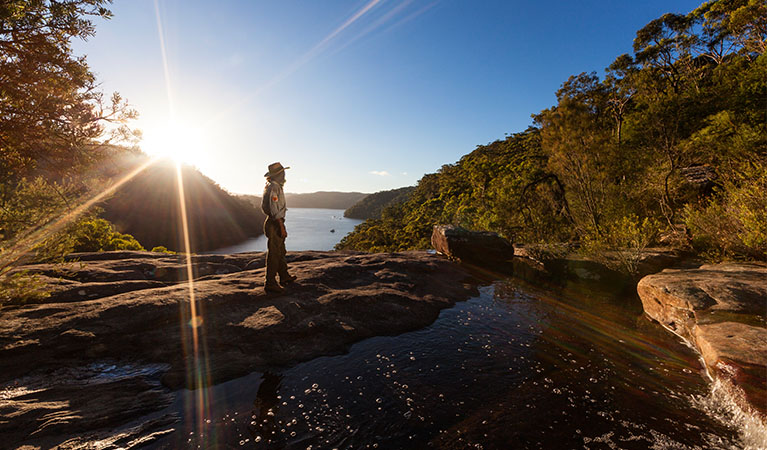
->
xmin=74 ymin=0 xmax=704 ymax=194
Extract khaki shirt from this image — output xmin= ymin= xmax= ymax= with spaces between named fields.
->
xmin=264 ymin=181 xmax=287 ymax=220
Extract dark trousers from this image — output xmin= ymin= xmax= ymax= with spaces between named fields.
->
xmin=264 ymin=218 xmax=288 ymax=284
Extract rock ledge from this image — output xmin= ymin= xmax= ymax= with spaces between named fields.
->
xmin=637 ymin=263 xmax=767 ymax=420
xmin=0 ymin=250 xmax=477 ymax=448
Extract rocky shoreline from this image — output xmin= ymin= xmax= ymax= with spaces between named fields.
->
xmin=0 ymin=250 xmax=478 ymax=448
xmin=637 ymin=263 xmax=767 ymax=421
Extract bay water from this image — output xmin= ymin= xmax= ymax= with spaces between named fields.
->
xmin=208 ymin=208 xmax=362 ymax=253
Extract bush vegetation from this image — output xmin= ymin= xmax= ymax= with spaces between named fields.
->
xmin=685 ymin=165 xmax=767 ymax=260
xmin=338 ymin=0 xmax=767 ymax=267
xmin=344 ymin=187 xmax=415 ymax=220
xmin=150 ymin=246 xmax=176 ymax=254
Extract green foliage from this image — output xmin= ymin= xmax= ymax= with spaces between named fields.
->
xmin=0 ymin=177 xmax=74 ymax=242
xmin=0 ymin=0 xmax=136 ymax=191
xmin=150 ymin=246 xmax=175 ymax=254
xmin=534 ymin=72 xmax=626 ymax=234
xmin=29 ymin=215 xmax=144 ymax=263
xmin=0 ymin=271 xmax=50 ymax=306
xmin=337 ymin=129 xmax=568 ymax=251
xmin=0 ymin=1 xmax=147 ymax=271
xmin=581 ymin=215 xmax=662 ymax=277
xmin=344 ymin=187 xmax=415 ymax=220
xmin=69 ymin=217 xmax=144 ymax=253
xmin=520 ymin=242 xmax=571 ymax=263
xmin=685 ymin=164 xmax=767 ymax=260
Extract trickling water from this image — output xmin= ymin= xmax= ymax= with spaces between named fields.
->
xmin=158 ymin=279 xmax=764 ymax=449
xmin=692 ymin=378 xmax=767 ymax=448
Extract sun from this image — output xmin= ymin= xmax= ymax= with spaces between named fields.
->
xmin=140 ymin=119 xmax=209 ymax=168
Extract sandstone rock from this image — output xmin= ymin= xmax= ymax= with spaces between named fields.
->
xmin=431 ymin=225 xmax=513 ymax=264
xmin=0 ymin=250 xmax=477 ymax=447
xmin=637 ymin=262 xmax=767 ymax=419
xmin=694 ymin=322 xmax=767 ymax=369
xmin=637 ymin=263 xmax=767 ymax=341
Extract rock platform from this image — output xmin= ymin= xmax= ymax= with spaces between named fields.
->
xmin=0 ymin=250 xmax=477 ymax=448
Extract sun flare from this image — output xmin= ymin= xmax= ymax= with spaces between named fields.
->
xmin=140 ymin=120 xmax=209 ymax=168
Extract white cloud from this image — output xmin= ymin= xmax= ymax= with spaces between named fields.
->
xmin=369 ymin=170 xmax=390 ymax=176
xmin=401 ymin=172 xmax=408 ymax=176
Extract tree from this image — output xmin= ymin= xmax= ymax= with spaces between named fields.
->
xmin=693 ymin=0 xmax=767 ymax=61
xmin=0 ymin=0 xmax=142 ymax=293
xmin=0 ymin=0 xmax=137 ymax=199
xmin=535 ymin=73 xmax=617 ymax=235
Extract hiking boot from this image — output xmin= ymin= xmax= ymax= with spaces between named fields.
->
xmin=264 ymin=283 xmax=284 ymax=294
xmin=280 ymin=274 xmax=297 ymax=285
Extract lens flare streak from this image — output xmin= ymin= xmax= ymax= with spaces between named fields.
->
xmin=154 ymin=0 xmax=212 ymax=440
xmin=0 ymin=156 xmax=158 ymax=274
xmin=205 ymin=0 xmax=425 ymax=128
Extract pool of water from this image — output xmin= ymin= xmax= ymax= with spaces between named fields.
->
xmin=158 ymin=278 xmax=764 ymax=449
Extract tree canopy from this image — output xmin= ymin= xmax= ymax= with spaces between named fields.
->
xmin=0 ymin=0 xmax=141 ymax=267
xmin=0 ymin=1 xmax=136 ymax=189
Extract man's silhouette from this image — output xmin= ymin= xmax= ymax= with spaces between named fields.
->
xmin=262 ymin=162 xmax=296 ymax=293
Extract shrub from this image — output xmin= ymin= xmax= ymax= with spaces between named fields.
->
xmin=685 ymin=165 xmax=767 ymax=261
xmin=521 ymin=242 xmax=571 ymax=263
xmin=581 ymin=214 xmax=661 ymax=277
xmin=150 ymin=246 xmax=175 ymax=254
xmin=31 ymin=215 xmax=145 ymax=262
xmin=0 ymin=271 xmax=50 ymax=305
xmin=70 ymin=217 xmax=144 ymax=253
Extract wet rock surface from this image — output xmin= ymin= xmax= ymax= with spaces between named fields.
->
xmin=0 ymin=250 xmax=477 ymax=448
xmin=637 ymin=263 xmax=767 ymax=420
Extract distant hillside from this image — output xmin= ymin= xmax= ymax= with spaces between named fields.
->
xmin=101 ymin=158 xmax=265 ymax=252
xmin=287 ymin=191 xmax=368 ymax=209
xmin=344 ymin=186 xmax=414 ymax=220
xmin=239 ymin=191 xmax=369 ymax=210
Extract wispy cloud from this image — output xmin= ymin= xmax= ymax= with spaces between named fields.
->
xmin=206 ymin=0 xmax=439 ymax=129
xmin=331 ymin=0 xmax=440 ymax=56
xmin=370 ymin=170 xmax=390 ymax=176
xmin=207 ymin=0 xmax=383 ymax=126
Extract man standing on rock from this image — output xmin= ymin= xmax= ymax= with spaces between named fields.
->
xmin=262 ymin=162 xmax=297 ymax=293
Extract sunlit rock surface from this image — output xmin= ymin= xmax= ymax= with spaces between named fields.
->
xmin=637 ymin=263 xmax=767 ymax=420
xmin=0 ymin=250 xmax=477 ymax=448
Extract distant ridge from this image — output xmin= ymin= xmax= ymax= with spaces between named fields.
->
xmin=101 ymin=158 xmax=265 ymax=252
xmin=239 ymin=191 xmax=369 ymax=210
xmin=344 ymin=186 xmax=414 ymax=220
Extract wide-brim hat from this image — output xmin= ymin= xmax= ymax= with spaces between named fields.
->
xmin=264 ymin=162 xmax=290 ymax=178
